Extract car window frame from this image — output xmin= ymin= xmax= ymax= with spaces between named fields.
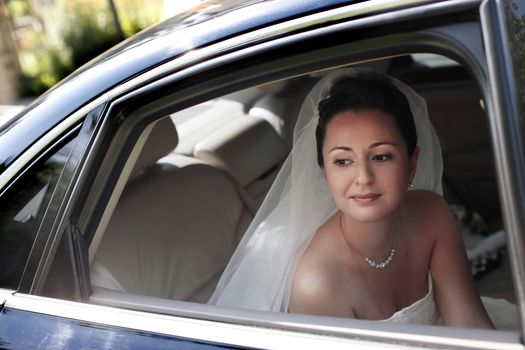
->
xmin=21 ymin=0 xmax=524 ymax=348
xmin=480 ymin=0 xmax=525 ymax=337
xmin=0 ymin=126 xmax=81 ymax=291
xmin=16 ymin=98 xmax=109 ymax=297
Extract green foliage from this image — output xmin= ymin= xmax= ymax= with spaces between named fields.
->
xmin=17 ymin=0 xmax=162 ymax=97
xmin=62 ymin=12 xmax=121 ymax=69
xmin=18 ymin=43 xmax=71 ymax=97
xmin=5 ymin=0 xmax=29 ymax=17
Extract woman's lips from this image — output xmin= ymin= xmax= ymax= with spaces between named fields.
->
xmin=350 ymin=193 xmax=381 ymax=204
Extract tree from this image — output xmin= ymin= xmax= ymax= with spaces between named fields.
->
xmin=0 ymin=1 xmax=22 ymax=103
xmin=108 ymin=0 xmax=124 ymax=41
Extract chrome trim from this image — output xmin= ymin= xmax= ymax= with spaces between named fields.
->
xmin=0 ymin=94 xmax=109 ymax=192
xmin=89 ymin=288 xmax=522 ymax=350
xmin=108 ymin=0 xmax=480 ymax=100
xmin=6 ymin=294 xmax=403 ymax=350
xmin=8 ymin=293 xmax=522 ymax=350
xmin=0 ymin=288 xmax=15 ymax=304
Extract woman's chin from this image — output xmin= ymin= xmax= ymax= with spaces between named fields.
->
xmin=341 ymin=205 xmax=395 ymax=223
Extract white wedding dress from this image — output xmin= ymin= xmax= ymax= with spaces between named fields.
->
xmin=380 ymin=278 xmax=517 ymax=329
xmin=208 ymin=68 xmax=518 ymax=330
xmin=381 ymin=276 xmax=438 ymax=325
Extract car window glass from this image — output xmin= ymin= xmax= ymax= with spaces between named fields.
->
xmin=0 ymin=137 xmax=76 ymax=289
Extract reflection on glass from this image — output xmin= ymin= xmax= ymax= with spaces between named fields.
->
xmin=0 ymin=138 xmax=75 ymax=289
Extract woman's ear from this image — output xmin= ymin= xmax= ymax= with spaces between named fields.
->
xmin=409 ymin=146 xmax=420 ymax=180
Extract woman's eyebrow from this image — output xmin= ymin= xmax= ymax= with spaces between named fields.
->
xmin=369 ymin=141 xmax=399 ymax=149
xmin=328 ymin=146 xmax=352 ymax=153
xmin=328 ymin=142 xmax=399 ymax=153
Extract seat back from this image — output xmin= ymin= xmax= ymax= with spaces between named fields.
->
xmin=92 ymin=118 xmax=255 ymax=303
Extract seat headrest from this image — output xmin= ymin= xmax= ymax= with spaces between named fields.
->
xmin=249 ymin=94 xmax=286 ymax=137
xmin=194 ymin=116 xmax=287 ymax=187
xmin=132 ymin=117 xmax=178 ymax=175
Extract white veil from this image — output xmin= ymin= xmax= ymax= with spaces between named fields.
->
xmin=208 ymin=68 xmax=443 ymax=312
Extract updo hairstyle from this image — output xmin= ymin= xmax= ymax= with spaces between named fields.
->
xmin=315 ymin=71 xmax=417 ymax=167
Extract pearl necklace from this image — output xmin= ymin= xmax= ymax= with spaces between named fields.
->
xmin=364 ymin=249 xmax=395 ymax=269
xmin=339 ymin=213 xmax=400 ymax=270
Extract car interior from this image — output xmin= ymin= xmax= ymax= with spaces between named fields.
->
xmin=87 ymin=53 xmax=517 ymax=329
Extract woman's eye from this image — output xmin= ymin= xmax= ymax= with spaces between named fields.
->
xmin=372 ymin=154 xmax=393 ymax=161
xmin=334 ymin=159 xmax=351 ymax=167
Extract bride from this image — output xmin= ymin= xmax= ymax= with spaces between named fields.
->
xmin=208 ymin=68 xmax=494 ymax=328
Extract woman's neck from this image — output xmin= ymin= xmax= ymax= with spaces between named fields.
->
xmin=339 ymin=210 xmax=402 ymax=262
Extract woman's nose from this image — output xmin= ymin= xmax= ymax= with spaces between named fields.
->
xmin=354 ymin=162 xmax=374 ymax=186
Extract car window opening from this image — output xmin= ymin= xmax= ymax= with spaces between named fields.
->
xmin=87 ymin=54 xmax=518 ymax=331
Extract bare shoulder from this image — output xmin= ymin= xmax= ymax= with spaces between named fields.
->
xmin=406 ymin=189 xmax=450 ymax=215
xmin=406 ymin=190 xmax=456 ymax=228
xmin=404 ymin=190 xmax=459 ymax=245
xmin=289 ymin=216 xmax=353 ymax=316
xmin=291 ymin=223 xmax=338 ymax=300
xmin=290 ymin=248 xmax=335 ymax=305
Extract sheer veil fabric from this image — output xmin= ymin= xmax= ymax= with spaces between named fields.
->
xmin=208 ymin=68 xmax=444 ymax=312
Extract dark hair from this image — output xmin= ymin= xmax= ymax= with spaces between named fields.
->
xmin=315 ymin=71 xmax=417 ymax=167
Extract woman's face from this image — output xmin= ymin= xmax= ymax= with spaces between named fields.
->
xmin=322 ymin=109 xmax=418 ymax=222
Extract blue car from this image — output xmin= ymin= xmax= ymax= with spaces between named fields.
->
xmin=0 ymin=0 xmax=524 ymax=348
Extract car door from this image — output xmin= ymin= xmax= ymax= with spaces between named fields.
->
xmin=1 ymin=0 xmax=524 ymax=349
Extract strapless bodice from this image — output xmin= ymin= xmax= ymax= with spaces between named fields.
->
xmin=380 ymin=275 xmax=439 ymax=325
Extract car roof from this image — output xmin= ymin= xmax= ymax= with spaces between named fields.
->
xmin=0 ymin=0 xmax=440 ymax=174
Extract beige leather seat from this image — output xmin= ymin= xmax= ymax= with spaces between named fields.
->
xmin=174 ymin=87 xmax=266 ymax=155
xmin=91 ymin=117 xmax=255 ymax=303
xmin=194 ymin=115 xmax=287 ymax=205
xmin=249 ymin=76 xmax=319 ymax=149
xmin=191 ymin=78 xmax=317 ymax=205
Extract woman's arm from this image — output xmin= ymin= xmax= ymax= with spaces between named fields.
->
xmin=427 ymin=194 xmax=494 ymax=328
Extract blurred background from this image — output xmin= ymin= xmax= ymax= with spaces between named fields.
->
xmin=0 ymin=0 xmax=204 ymax=106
